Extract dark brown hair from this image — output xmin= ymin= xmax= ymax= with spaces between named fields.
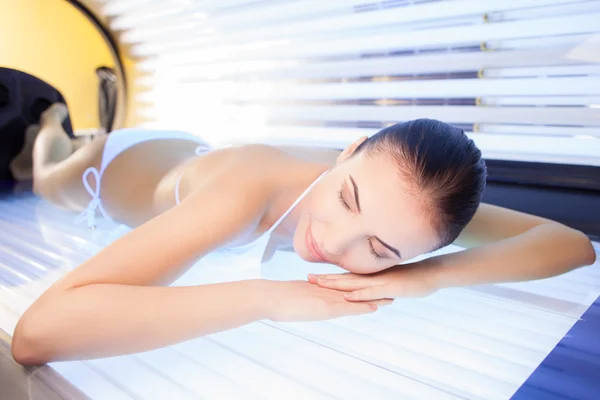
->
xmin=356 ymin=119 xmax=487 ymax=250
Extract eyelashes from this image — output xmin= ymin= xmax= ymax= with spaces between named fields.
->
xmin=338 ymin=190 xmax=351 ymax=210
xmin=368 ymin=240 xmax=382 ymax=261
xmin=338 ymin=190 xmax=382 ymax=261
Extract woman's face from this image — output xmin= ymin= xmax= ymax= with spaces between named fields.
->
xmin=293 ymin=139 xmax=440 ymax=273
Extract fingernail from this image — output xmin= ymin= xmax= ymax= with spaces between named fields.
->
xmin=318 ymin=278 xmax=327 ymax=283
xmin=344 ymin=293 xmax=354 ymax=299
xmin=369 ymin=304 xmax=378 ymax=310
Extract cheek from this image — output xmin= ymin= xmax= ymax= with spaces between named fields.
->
xmin=343 ymin=262 xmax=388 ymax=274
xmin=339 ymin=252 xmax=393 ymax=274
xmin=307 ymin=191 xmax=331 ymax=221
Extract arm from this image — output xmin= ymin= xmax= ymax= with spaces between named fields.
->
xmin=13 ymin=160 xmax=381 ymax=365
xmin=430 ymin=203 xmax=597 ymax=288
xmin=310 ymin=204 xmax=596 ymax=299
xmin=11 ymin=166 xmax=274 ymax=365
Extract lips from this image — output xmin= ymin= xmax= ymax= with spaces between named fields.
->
xmin=305 ymin=222 xmax=329 ymax=263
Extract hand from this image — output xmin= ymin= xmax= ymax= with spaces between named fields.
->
xmin=263 ymin=280 xmax=393 ymax=322
xmin=307 ymin=262 xmax=439 ymax=301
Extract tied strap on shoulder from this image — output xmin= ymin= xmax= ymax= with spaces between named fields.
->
xmin=194 ymin=144 xmax=210 ymax=156
xmin=174 ymin=144 xmax=211 ymax=205
xmin=75 ymin=167 xmax=114 ymax=230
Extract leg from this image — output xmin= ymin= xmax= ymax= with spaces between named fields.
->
xmin=9 ymin=124 xmax=41 ymax=181
xmin=31 ymin=104 xmax=107 ymax=212
xmin=71 ymin=135 xmax=93 ymax=152
xmin=32 ymin=103 xmax=73 ymax=174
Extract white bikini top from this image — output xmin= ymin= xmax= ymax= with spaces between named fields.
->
xmin=75 ymin=129 xmax=329 ymax=280
xmin=75 ymin=129 xmax=211 ymax=229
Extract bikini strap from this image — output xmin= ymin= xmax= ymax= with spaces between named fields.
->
xmin=266 ymin=169 xmax=329 ymax=235
xmin=175 ymin=144 xmax=211 ymax=205
xmin=175 ymin=172 xmax=184 ymax=205
xmin=195 ymin=144 xmax=210 ymax=155
xmin=74 ymin=167 xmax=114 ymax=230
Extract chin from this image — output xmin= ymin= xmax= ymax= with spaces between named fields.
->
xmin=299 ymin=251 xmax=315 ymax=263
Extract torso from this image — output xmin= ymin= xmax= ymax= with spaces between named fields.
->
xmin=99 ymin=138 xmax=202 ymax=226
xmin=98 ymin=138 xmax=340 ymax=248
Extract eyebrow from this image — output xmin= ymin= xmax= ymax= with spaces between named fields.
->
xmin=349 ymin=175 xmax=361 ymax=212
xmin=375 ymin=236 xmax=402 ymax=259
xmin=349 ymin=174 xmax=402 ymax=259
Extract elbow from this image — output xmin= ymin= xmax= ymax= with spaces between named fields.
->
xmin=582 ymin=235 xmax=597 ymax=266
xmin=569 ymin=228 xmax=597 ymax=268
xmin=11 ymin=315 xmax=52 ymax=366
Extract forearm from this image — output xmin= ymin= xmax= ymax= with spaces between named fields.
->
xmin=428 ymin=224 xmax=597 ymax=289
xmin=12 ymin=279 xmax=268 ymax=365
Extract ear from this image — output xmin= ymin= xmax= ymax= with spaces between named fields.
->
xmin=336 ymin=136 xmax=368 ymax=165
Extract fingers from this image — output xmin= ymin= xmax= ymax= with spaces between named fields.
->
xmin=308 ymin=273 xmax=356 ymax=283
xmin=314 ymin=277 xmax=372 ymax=292
xmin=344 ymin=285 xmax=387 ymax=302
xmin=335 ymin=297 xmax=394 ymax=317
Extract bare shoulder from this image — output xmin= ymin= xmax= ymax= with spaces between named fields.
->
xmin=225 ymin=143 xmax=338 ymax=172
xmin=232 ymin=143 xmax=289 ymax=162
xmin=204 ymin=143 xmax=286 ymax=166
xmin=185 ymin=143 xmax=292 ymax=212
xmin=197 ymin=143 xmax=290 ymax=182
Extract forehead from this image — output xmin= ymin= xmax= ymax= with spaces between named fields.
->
xmin=342 ymin=153 xmax=438 ymax=259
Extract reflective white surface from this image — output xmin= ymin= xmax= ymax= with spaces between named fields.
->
xmin=1 ymin=193 xmax=599 ymax=399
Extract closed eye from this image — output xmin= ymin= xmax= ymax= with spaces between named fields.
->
xmin=339 ymin=189 xmax=382 ymax=260
xmin=338 ymin=190 xmax=351 ymax=211
xmin=343 ymin=175 xmax=403 ymax=260
xmin=368 ymin=239 xmax=382 ymax=261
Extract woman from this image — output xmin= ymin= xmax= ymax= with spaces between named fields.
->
xmin=11 ymin=103 xmax=596 ymax=365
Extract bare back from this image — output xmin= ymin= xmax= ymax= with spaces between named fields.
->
xmin=99 ymin=140 xmax=340 ymax=229
xmin=99 ymin=138 xmax=203 ymax=226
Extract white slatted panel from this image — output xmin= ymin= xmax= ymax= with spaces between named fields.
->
xmin=104 ymin=0 xmax=600 ymax=165
xmin=1 ymin=193 xmax=600 ymax=399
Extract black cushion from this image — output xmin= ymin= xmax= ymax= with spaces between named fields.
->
xmin=0 ymin=68 xmax=73 ymax=181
